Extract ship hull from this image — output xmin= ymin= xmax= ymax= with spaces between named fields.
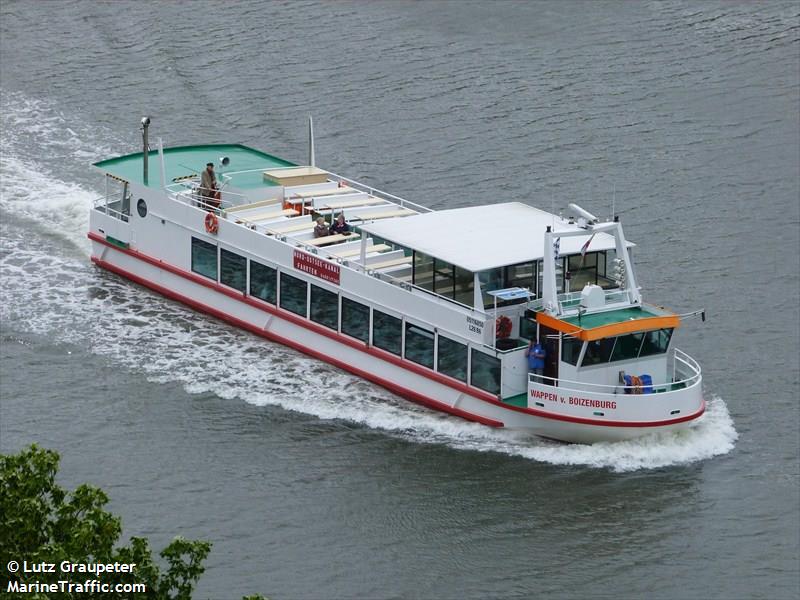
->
xmin=90 ymin=234 xmax=704 ymax=444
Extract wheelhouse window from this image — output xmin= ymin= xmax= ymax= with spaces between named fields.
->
xmin=372 ymin=310 xmax=402 ymax=355
xmin=220 ymin=249 xmax=246 ymax=292
xmin=470 ymin=349 xmax=501 ymax=395
xmin=568 ymin=252 xmax=598 ymax=290
xmin=310 ymin=284 xmax=338 ymax=330
xmin=279 ymin=272 xmax=308 ymax=317
xmin=250 ymin=260 xmax=276 ymax=304
xmin=437 ymin=336 xmax=467 ymax=382
xmin=404 ymin=323 xmax=434 ymax=369
xmin=561 ymin=336 xmax=581 ymax=366
xmin=191 ymin=237 xmax=217 ymax=280
xmin=582 ymin=337 xmax=616 ymax=366
xmin=341 ymin=297 xmax=369 ymax=342
xmin=639 ymin=328 xmax=673 ymax=357
xmin=610 ymin=332 xmax=645 ymax=362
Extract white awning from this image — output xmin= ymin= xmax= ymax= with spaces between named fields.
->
xmin=359 ymin=202 xmax=631 ymax=272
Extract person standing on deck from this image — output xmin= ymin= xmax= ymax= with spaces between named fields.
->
xmin=198 ymin=162 xmax=218 ymax=209
xmin=526 ymin=338 xmax=546 ymax=383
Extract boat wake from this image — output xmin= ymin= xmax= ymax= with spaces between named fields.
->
xmin=0 ymin=93 xmax=738 ymax=472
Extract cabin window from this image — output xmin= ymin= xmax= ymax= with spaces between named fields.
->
xmin=561 ymin=336 xmax=581 ymax=366
xmin=310 ymin=285 xmax=338 ymax=330
xmin=454 ymin=266 xmax=474 ymax=306
xmin=479 ymin=267 xmax=504 ymax=308
xmin=568 ymin=252 xmax=598 ymax=290
xmin=434 ymin=259 xmax=455 ymax=298
xmin=437 ymin=336 xmax=467 ymax=382
xmin=610 ymin=332 xmax=645 ymax=362
xmin=279 ymin=272 xmax=308 ymax=317
xmin=220 ymin=249 xmax=246 ymax=293
xmin=506 ymin=261 xmax=535 ymax=292
xmin=191 ymin=237 xmax=217 ymax=280
xmin=582 ymin=337 xmax=616 ymax=366
xmin=372 ymin=310 xmax=402 ymax=355
xmin=639 ymin=328 xmax=673 ymax=357
xmin=404 ymin=323 xmax=434 ymax=369
xmin=249 ymin=261 xmax=277 ymax=304
xmin=470 ymin=349 xmax=501 ymax=395
xmin=341 ymin=297 xmax=369 ymax=342
xmin=413 ymin=251 xmax=434 ymax=292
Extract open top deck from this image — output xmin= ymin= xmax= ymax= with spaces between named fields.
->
xmin=93 ymin=144 xmax=295 ymax=188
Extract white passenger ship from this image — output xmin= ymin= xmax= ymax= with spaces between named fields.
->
xmin=88 ymin=119 xmax=705 ymax=443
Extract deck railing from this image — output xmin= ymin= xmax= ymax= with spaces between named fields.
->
xmin=165 ymin=181 xmax=240 ymax=216
xmin=326 ymin=170 xmax=434 ymax=214
xmin=528 ymin=288 xmax=631 ymax=314
xmin=528 ymin=347 xmax=701 ymax=395
xmin=93 ymin=197 xmax=129 ymax=222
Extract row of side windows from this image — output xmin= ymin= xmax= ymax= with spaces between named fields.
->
xmin=190 ymin=238 xmax=501 ymax=395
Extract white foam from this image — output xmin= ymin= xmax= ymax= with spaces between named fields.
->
xmin=0 ymin=93 xmax=738 ymax=472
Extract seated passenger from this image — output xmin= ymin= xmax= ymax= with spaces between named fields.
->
xmin=314 ymin=217 xmax=329 ymax=238
xmin=330 ymin=213 xmax=351 ymax=235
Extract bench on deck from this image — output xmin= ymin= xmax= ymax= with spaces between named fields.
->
xmin=289 ymin=186 xmax=357 ymax=199
xmin=266 ymin=218 xmax=314 ymax=234
xmin=330 ymin=243 xmax=390 ymax=258
xmin=224 ymin=198 xmax=283 ymax=214
xmin=305 ymin=233 xmax=361 ymax=247
xmin=316 ymin=196 xmax=386 ymax=211
xmin=235 ymin=208 xmax=298 ymax=224
xmin=352 ymin=208 xmax=415 ymax=221
xmin=367 ymin=255 xmax=413 ymax=270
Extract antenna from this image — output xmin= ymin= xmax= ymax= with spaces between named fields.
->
xmin=612 ymin=183 xmax=616 ymax=221
xmin=308 ymin=115 xmax=315 ymax=167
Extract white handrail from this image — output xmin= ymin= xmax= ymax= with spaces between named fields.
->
xmin=326 ymin=170 xmax=434 ymax=213
xmin=529 ymin=348 xmax=701 ymax=394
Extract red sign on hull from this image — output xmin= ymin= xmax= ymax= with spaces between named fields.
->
xmin=293 ymin=250 xmax=340 ymax=285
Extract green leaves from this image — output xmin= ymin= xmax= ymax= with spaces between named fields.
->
xmin=0 ymin=445 xmax=216 ymax=599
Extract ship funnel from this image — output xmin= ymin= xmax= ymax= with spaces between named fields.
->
xmin=141 ymin=116 xmax=151 ymax=184
xmin=308 ymin=115 xmax=315 ymax=167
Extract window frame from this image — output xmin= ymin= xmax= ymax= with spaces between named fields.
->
xmin=279 ymin=271 xmax=308 ymax=318
xmin=220 ymin=248 xmax=247 ymax=293
xmin=341 ymin=296 xmax=370 ymax=343
xmin=372 ymin=309 xmax=403 ymax=356
xmin=191 ymin=236 xmax=218 ymax=281
xmin=309 ymin=283 xmax=338 ymax=330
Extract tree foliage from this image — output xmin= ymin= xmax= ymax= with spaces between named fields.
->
xmin=1 ymin=444 xmax=212 ymax=599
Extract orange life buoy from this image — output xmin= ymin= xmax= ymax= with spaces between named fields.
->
xmin=204 ymin=212 xmax=218 ymax=235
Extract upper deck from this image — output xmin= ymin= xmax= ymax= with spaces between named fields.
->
xmin=93 ymin=144 xmax=295 ymax=188
xmin=92 ymin=142 xmax=634 ymax=315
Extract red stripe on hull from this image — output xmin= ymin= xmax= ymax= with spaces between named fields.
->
xmin=90 ymin=255 xmax=504 ymax=428
xmin=88 ymin=232 xmax=706 ymax=429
